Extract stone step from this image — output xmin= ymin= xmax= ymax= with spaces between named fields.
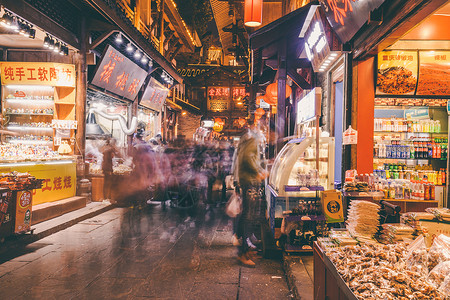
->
xmin=32 ymin=196 xmax=87 ymax=225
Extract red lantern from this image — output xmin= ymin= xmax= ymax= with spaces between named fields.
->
xmin=266 ymin=82 xmax=292 ymax=100
xmin=255 ymin=108 xmax=265 ymax=118
xmin=244 ymin=0 xmax=262 ymax=27
xmin=237 ymin=118 xmax=246 ymax=127
xmin=264 ymin=94 xmax=277 ymax=106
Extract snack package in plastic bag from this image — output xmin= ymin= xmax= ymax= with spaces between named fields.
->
xmin=429 ymin=261 xmax=450 ymax=289
xmin=428 ymin=234 xmax=450 ymax=271
xmin=406 ymin=235 xmax=429 ymax=275
xmin=438 ymin=273 xmax=450 ymax=297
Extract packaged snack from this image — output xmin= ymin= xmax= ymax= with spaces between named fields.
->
xmin=406 ymin=235 xmax=429 ymax=275
xmin=428 ymin=234 xmax=450 ymax=271
xmin=429 ymin=261 xmax=450 ymax=289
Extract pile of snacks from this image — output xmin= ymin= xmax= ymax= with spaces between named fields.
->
xmin=0 ymin=144 xmax=64 ymax=162
xmin=0 ymin=172 xmax=43 ymax=190
xmin=113 ymin=164 xmax=132 ymax=175
xmin=344 ymin=181 xmax=369 ymax=193
xmin=347 ymin=200 xmax=380 ymax=238
xmin=329 ymin=229 xmax=358 ymax=246
xmin=379 ymin=223 xmax=416 ymax=244
xmin=326 ymin=239 xmax=447 ymax=299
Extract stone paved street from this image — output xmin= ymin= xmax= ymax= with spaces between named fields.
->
xmin=0 ymin=204 xmax=294 ymax=299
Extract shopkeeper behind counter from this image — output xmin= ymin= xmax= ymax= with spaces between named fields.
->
xmin=101 ymin=138 xmax=122 ymax=200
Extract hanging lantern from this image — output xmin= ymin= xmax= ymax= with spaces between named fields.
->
xmin=266 ymin=82 xmax=292 ymax=101
xmin=237 ymin=118 xmax=246 ymax=127
xmin=255 ymin=108 xmax=265 ymax=118
xmin=244 ymin=0 xmax=263 ymax=27
xmin=264 ymin=94 xmax=277 ymax=106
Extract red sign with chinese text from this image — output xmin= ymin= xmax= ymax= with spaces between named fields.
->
xmin=140 ymin=77 xmax=169 ymax=111
xmin=91 ymin=45 xmax=148 ymax=101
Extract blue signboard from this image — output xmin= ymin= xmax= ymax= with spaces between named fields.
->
xmin=404 ymin=107 xmax=429 ymax=119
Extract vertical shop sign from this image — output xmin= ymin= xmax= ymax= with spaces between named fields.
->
xmin=91 ymin=45 xmax=148 ymax=101
xmin=303 ymin=10 xmax=330 ymax=71
xmin=320 ymin=0 xmax=385 ymax=43
xmin=14 ymin=190 xmax=32 ymax=234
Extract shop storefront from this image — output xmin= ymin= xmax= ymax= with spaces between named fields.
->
xmin=345 ymin=1 xmax=450 ymax=212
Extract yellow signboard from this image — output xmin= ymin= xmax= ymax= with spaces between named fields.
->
xmin=322 ymin=190 xmax=344 ymax=223
xmin=0 ymin=161 xmax=76 ymax=205
xmin=0 ymin=62 xmax=76 ymax=87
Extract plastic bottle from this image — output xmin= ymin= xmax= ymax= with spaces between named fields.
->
xmin=430 ymin=183 xmax=435 ymax=200
xmin=419 ymin=182 xmax=425 ymax=200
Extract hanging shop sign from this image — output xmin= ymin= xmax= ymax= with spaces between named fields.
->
xmin=319 ymin=0 xmax=385 ymax=43
xmin=303 ymin=10 xmax=330 ymax=72
xmin=417 ymin=51 xmax=450 ymax=95
xmin=207 ymin=87 xmax=230 ymax=112
xmin=343 ymin=125 xmax=357 ymax=145
xmin=0 ymin=62 xmax=75 ymax=87
xmin=91 ymin=45 xmax=148 ymax=101
xmin=297 ymin=89 xmax=316 ymax=124
xmin=376 ymin=50 xmax=418 ymax=96
xmin=140 ymin=77 xmax=169 ymax=112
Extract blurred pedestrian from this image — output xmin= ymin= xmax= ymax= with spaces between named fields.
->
xmin=101 ymin=137 xmax=121 ymax=201
xmin=235 ymin=116 xmax=268 ymax=267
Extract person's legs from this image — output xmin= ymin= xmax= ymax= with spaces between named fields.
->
xmin=236 ymin=185 xmax=253 ymax=262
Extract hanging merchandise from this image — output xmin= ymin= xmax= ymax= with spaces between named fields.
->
xmin=343 ymin=126 xmax=358 ymax=145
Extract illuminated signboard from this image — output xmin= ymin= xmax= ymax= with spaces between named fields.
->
xmin=91 ymin=45 xmax=148 ymax=101
xmin=320 ymin=0 xmax=385 ymax=44
xmin=207 ymin=87 xmax=230 ymax=112
xmin=232 ymin=87 xmax=248 ymax=100
xmin=303 ymin=11 xmax=330 ymax=71
xmin=297 ymin=88 xmax=316 ymax=124
xmin=140 ymin=77 xmax=169 ymax=111
xmin=0 ymin=62 xmax=75 ymax=87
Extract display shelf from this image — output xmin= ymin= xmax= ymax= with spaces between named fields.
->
xmin=374 ymin=131 xmax=447 ymax=134
xmin=374 ymin=157 xmax=446 ymax=160
xmin=5 ymin=113 xmax=53 ymax=116
xmin=7 ymin=126 xmax=53 ymax=131
xmin=8 ymin=140 xmax=53 ymax=145
xmin=382 ymin=198 xmax=438 ymax=203
xmin=4 ymin=98 xmax=54 ymax=102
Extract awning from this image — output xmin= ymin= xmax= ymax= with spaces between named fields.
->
xmin=249 ymin=4 xmax=318 ymax=89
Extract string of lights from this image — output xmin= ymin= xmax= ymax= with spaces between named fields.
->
xmin=114 ymin=32 xmax=173 ymax=85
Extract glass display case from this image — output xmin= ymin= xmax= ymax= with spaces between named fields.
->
xmin=269 ymin=137 xmax=335 ymax=196
xmin=267 ymin=137 xmax=335 ymax=238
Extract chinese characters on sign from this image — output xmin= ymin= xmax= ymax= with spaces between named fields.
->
xmin=0 ymin=62 xmax=76 ymax=87
xmin=140 ymin=77 xmax=169 ymax=112
xmin=40 ymin=176 xmax=73 ymax=192
xmin=377 ymin=50 xmax=418 ymax=95
xmin=303 ymin=10 xmax=330 ymax=72
xmin=232 ymin=87 xmax=248 ymax=100
xmin=208 ymin=87 xmax=230 ymax=112
xmin=320 ymin=0 xmax=385 ymax=43
xmin=91 ymin=45 xmax=148 ymax=101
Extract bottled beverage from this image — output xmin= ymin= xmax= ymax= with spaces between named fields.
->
xmin=428 ymin=139 xmax=433 ymax=158
xmin=424 ymin=183 xmax=430 ymax=200
xmin=419 ymin=182 xmax=424 ymax=200
xmin=430 ymin=184 xmax=435 ymax=200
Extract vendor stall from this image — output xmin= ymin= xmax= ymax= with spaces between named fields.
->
xmin=0 ymin=62 xmax=77 ymax=205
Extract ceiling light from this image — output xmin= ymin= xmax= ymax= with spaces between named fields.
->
xmin=43 ymin=36 xmax=51 ymax=48
xmin=1 ymin=13 xmax=12 ymax=28
xmin=28 ymin=28 xmax=36 ymax=39
xmin=141 ymin=56 xmax=148 ymax=64
xmin=59 ymin=45 xmax=65 ymax=55
xmin=48 ymin=38 xmax=55 ymax=50
xmin=115 ymin=33 xmax=123 ymax=43
xmin=148 ymin=59 xmax=153 ymax=68
xmin=126 ymin=43 xmax=133 ymax=52
xmin=10 ymin=17 xmax=19 ymax=32
xmin=134 ymin=51 xmax=141 ymax=59
xmin=63 ymin=46 xmax=69 ymax=56
xmin=19 ymin=22 xmax=28 ymax=35
xmin=53 ymin=42 xmax=61 ymax=53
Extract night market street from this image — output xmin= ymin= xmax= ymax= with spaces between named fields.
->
xmin=0 ymin=204 xmax=294 ymax=299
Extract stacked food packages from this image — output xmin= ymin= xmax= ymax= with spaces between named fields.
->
xmin=0 ymin=172 xmax=43 ymax=190
xmin=325 ymin=234 xmax=450 ymax=300
xmin=0 ymin=144 xmax=65 ymax=162
xmin=379 ymin=223 xmax=416 ymax=243
xmin=346 ymin=200 xmax=380 ymax=239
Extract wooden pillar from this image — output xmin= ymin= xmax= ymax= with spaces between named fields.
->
xmin=75 ymin=16 xmax=87 ymax=158
xmin=134 ymin=0 xmax=141 ymax=30
xmin=158 ymin=0 xmax=165 ymax=54
xmin=276 ymin=39 xmax=287 ymax=155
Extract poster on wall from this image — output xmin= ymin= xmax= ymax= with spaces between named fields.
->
xmin=140 ymin=77 xmax=169 ymax=112
xmin=376 ymin=50 xmax=418 ymax=95
xmin=91 ymin=45 xmax=148 ymax=101
xmin=417 ymin=51 xmax=450 ymax=95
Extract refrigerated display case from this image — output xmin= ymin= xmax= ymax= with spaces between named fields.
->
xmin=267 ymin=137 xmax=335 ymax=250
